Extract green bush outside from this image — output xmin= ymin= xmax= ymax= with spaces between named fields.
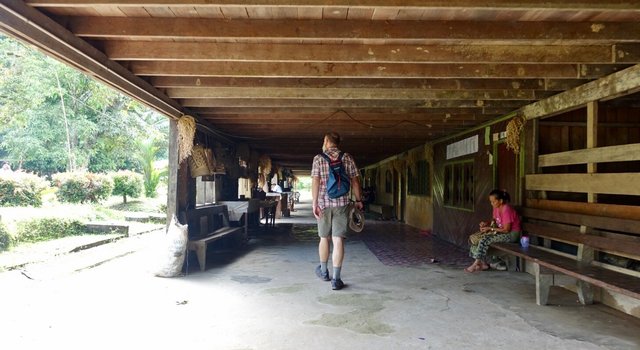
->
xmin=16 ymin=217 xmax=85 ymax=243
xmin=52 ymin=172 xmax=113 ymax=204
xmin=0 ymin=172 xmax=49 ymax=207
xmin=110 ymin=170 xmax=143 ymax=204
xmin=0 ymin=221 xmax=11 ymax=251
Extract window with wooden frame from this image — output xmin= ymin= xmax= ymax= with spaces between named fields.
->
xmin=444 ymin=160 xmax=474 ymax=210
xmin=408 ymin=160 xmax=430 ymax=196
xmin=195 ymin=176 xmax=215 ymax=207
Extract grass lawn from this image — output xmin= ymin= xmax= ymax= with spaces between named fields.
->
xmin=0 ymin=187 xmax=167 ymax=252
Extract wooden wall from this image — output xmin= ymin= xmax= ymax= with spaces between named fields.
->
xmin=535 ymin=105 xmax=640 ymax=205
xmin=525 ymin=103 xmax=640 ymax=317
xmin=364 ymin=144 xmax=434 ymax=230
xmin=432 ymin=119 xmax=517 ymax=247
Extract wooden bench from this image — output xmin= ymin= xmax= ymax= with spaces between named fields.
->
xmin=183 ymin=205 xmax=245 ymax=271
xmin=492 ymin=207 xmax=640 ymax=306
xmin=369 ymin=203 xmax=394 ymax=220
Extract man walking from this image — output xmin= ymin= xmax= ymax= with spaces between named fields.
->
xmin=311 ymin=132 xmax=363 ymax=290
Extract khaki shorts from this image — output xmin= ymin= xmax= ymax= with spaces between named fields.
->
xmin=317 ymin=206 xmax=349 ymax=238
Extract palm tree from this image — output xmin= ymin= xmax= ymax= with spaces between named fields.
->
xmin=136 ymin=139 xmax=166 ymax=198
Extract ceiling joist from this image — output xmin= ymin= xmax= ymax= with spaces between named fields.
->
xmin=69 ymin=17 xmax=640 ymax=44
xmin=131 ymin=61 xmax=631 ymax=79
xmin=164 ymin=87 xmax=552 ymax=100
xmin=6 ymin=0 xmax=640 ymax=169
xmin=104 ymin=41 xmax=640 ymax=64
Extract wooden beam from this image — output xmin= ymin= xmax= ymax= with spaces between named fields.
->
xmin=151 ymin=77 xmax=583 ymax=91
xmin=525 ymin=173 xmax=640 ymax=196
xmin=200 ymin=112 xmax=485 ymax=121
xmin=25 ymin=0 xmax=640 ymax=10
xmin=520 ymin=64 xmax=640 ymax=119
xmin=538 ymin=143 xmax=640 ymax=167
xmin=190 ymin=107 xmax=511 ymax=115
xmin=131 ymin=61 xmax=626 ymax=78
xmin=68 ymin=17 xmax=640 ymax=44
xmin=0 ymin=1 xmax=184 ymax=118
xmin=207 ymin=126 xmax=452 ymax=136
xmin=526 ymin=199 xmax=640 ymax=221
xmin=201 ymin=119 xmax=483 ymax=127
xmin=203 ymin=111 xmax=489 ymax=126
xmin=165 ymin=87 xmax=542 ymax=100
xmin=105 ymin=41 xmax=624 ymax=64
xmin=209 ymin=122 xmax=454 ymax=131
xmin=179 ymin=98 xmax=526 ymax=109
xmin=523 ymin=208 xmax=640 ymax=236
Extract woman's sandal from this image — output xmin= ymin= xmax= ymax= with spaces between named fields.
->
xmin=464 ymin=264 xmax=489 ymax=273
xmin=464 ymin=265 xmax=480 ymax=273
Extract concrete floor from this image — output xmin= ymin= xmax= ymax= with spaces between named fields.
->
xmin=1 ymin=201 xmax=639 ymax=350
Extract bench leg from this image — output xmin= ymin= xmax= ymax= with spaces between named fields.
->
xmin=193 ymin=242 xmax=207 ymax=271
xmin=534 ymin=263 xmax=553 ymax=306
xmin=504 ymin=255 xmax=519 ymax=272
xmin=577 ymin=280 xmax=594 ymax=305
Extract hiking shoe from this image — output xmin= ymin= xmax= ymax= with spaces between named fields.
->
xmin=331 ymin=278 xmax=345 ymax=290
xmin=490 ymin=261 xmax=508 ymax=271
xmin=315 ymin=265 xmax=330 ymax=281
xmin=495 ymin=261 xmax=508 ymax=271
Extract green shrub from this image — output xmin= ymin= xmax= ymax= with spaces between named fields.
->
xmin=0 ymin=221 xmax=11 ymax=251
xmin=52 ymin=172 xmax=113 ymax=204
xmin=0 ymin=171 xmax=49 ymax=207
xmin=16 ymin=217 xmax=85 ymax=243
xmin=110 ymin=170 xmax=143 ymax=204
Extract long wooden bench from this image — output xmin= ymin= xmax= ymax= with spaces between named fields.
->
xmin=492 ymin=207 xmax=640 ymax=305
xmin=183 ymin=205 xmax=245 ymax=271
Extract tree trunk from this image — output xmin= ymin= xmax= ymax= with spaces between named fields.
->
xmin=123 ymin=195 xmax=127 ymax=204
xmin=53 ymin=69 xmax=75 ymax=172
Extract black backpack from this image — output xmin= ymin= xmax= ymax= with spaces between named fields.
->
xmin=320 ymin=152 xmax=351 ymax=199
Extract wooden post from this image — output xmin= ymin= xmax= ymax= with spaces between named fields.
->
xmin=578 ymin=102 xmax=598 ymax=258
xmin=576 ymin=100 xmax=598 ymax=305
xmin=577 ymin=280 xmax=594 ymax=305
xmin=534 ymin=263 xmax=553 ymax=306
xmin=166 ymin=119 xmax=179 ymax=227
xmin=586 ymin=101 xmax=598 ymax=204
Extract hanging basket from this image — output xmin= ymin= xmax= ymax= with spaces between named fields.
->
xmin=177 ymin=115 xmax=196 ymax=164
xmin=506 ymin=116 xmax=526 ymax=154
xmin=204 ymin=147 xmax=216 ymax=173
xmin=188 ymin=144 xmax=212 ymax=178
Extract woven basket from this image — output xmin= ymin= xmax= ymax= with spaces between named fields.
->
xmin=188 ymin=144 xmax=212 ymax=178
xmin=204 ymin=147 xmax=216 ymax=173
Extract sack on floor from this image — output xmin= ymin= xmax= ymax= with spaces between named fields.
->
xmin=154 ymin=215 xmax=188 ymax=278
xmin=469 ymin=231 xmax=492 ymax=246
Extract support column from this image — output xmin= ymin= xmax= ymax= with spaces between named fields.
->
xmin=166 ymin=118 xmax=179 ymax=227
xmin=576 ymin=101 xmax=598 ymax=305
xmin=534 ymin=263 xmax=553 ymax=306
xmin=577 ymin=280 xmax=594 ymax=305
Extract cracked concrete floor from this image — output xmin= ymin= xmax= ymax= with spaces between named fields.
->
xmin=1 ymin=223 xmax=639 ymax=350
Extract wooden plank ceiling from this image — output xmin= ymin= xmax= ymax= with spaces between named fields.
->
xmin=3 ymin=1 xmax=640 ymax=170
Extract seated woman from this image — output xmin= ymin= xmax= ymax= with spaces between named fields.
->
xmin=465 ymin=189 xmax=521 ymax=273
